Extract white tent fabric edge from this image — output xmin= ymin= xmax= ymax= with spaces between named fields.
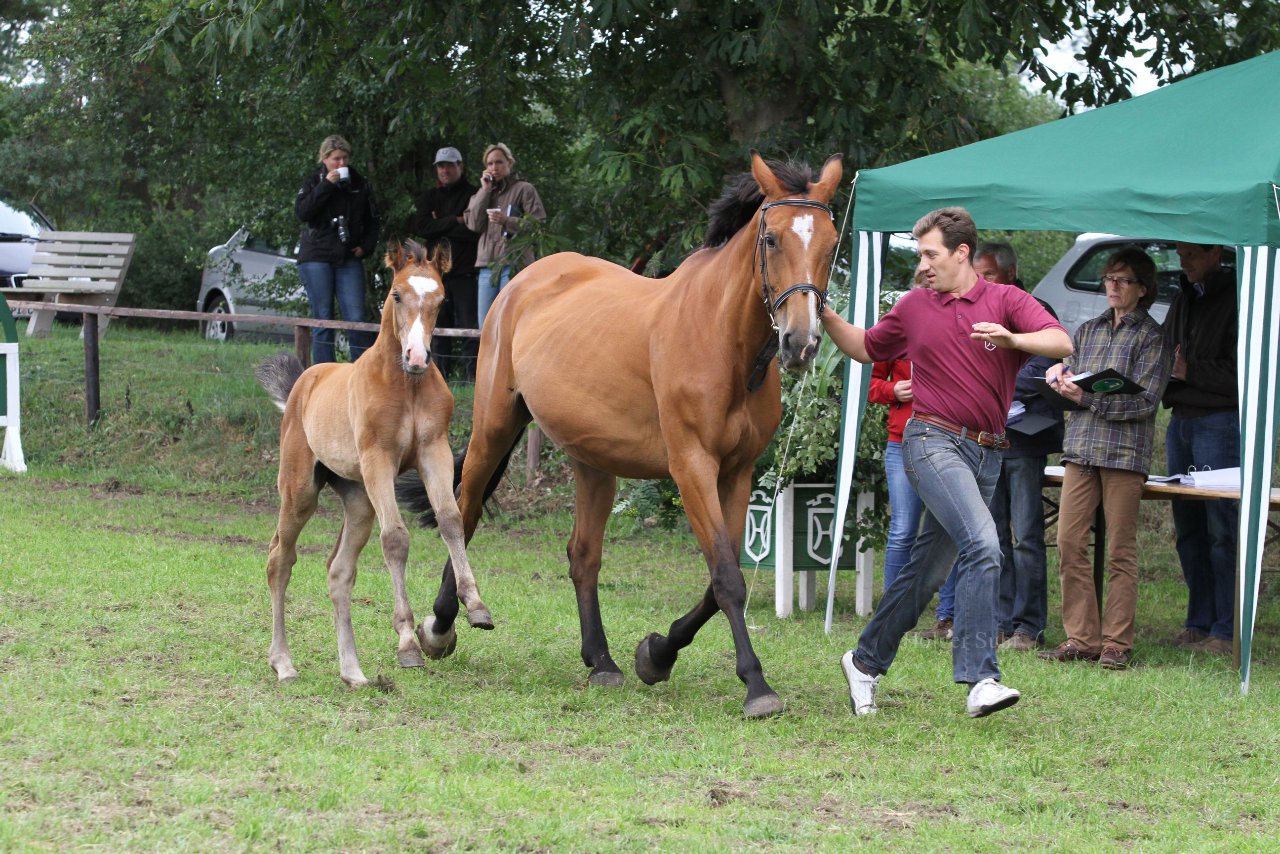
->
xmin=1237 ymin=246 xmax=1279 ymax=692
xmin=824 ymin=228 xmax=882 ymax=634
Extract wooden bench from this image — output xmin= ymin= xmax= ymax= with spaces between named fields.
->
xmin=0 ymin=231 xmax=136 ymax=337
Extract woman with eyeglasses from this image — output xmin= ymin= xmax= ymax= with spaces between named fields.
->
xmin=1040 ymin=248 xmax=1173 ymax=670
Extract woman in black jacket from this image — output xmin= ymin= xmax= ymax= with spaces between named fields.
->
xmin=294 ymin=134 xmax=380 ymax=363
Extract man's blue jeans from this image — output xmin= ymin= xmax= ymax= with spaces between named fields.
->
xmin=992 ymin=455 xmax=1050 ymax=640
xmin=1166 ymin=411 xmax=1239 ymax=640
xmin=854 ymin=420 xmax=1004 ymax=684
xmin=477 ymin=265 xmax=513 ymax=328
xmin=882 ymin=440 xmax=923 ymax=592
xmin=298 ymin=259 xmax=373 ymax=364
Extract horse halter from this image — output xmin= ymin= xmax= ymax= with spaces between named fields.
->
xmin=745 ymin=197 xmax=835 ymax=392
xmin=753 ymin=198 xmax=836 ymax=324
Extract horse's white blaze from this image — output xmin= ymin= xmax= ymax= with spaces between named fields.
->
xmin=407 ymin=275 xmax=439 ymax=296
xmin=791 ymin=214 xmax=814 ymax=251
xmin=405 ymin=316 xmax=428 ymax=361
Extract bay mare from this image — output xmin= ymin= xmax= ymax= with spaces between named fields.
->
xmin=257 ymin=239 xmax=491 ymax=689
xmin=403 ymin=153 xmax=842 ymax=716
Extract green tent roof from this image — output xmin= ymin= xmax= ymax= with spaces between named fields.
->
xmin=853 ymin=50 xmax=1280 ymax=246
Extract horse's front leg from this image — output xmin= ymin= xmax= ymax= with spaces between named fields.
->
xmin=416 ymin=437 xmax=493 ymax=631
xmin=361 ymin=461 xmax=428 ymax=669
xmin=639 ymin=457 xmax=782 ymax=718
xmin=567 ymin=462 xmax=623 ymax=686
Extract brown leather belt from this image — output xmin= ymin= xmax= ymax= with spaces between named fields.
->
xmin=912 ymin=412 xmax=1010 ymax=450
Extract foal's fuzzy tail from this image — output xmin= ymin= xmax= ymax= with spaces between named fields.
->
xmin=255 ymin=353 xmax=306 ymax=412
xmin=395 ymin=430 xmax=523 ymax=528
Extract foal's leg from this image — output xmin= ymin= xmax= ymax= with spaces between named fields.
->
xmin=360 ymin=462 xmax=430 ymax=671
xmin=416 ymin=435 xmax=492 ymax=631
xmin=639 ymin=459 xmax=783 ymax=718
xmin=566 ymin=462 xmax=623 ymax=686
xmin=327 ymin=482 xmax=378 ymax=685
xmin=265 ymin=440 xmax=320 ymax=682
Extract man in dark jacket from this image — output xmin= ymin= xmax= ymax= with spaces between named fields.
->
xmin=1163 ymin=243 xmax=1239 ymax=655
xmin=974 ymin=242 xmax=1064 ymax=651
xmin=414 ymin=146 xmax=480 ymax=380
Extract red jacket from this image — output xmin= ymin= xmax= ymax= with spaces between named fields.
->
xmin=869 ymin=359 xmax=912 ymax=443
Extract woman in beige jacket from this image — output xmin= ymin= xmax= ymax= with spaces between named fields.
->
xmin=464 ymin=142 xmax=547 ymax=325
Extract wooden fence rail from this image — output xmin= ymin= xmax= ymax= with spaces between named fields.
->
xmin=3 ymin=300 xmax=479 ymax=425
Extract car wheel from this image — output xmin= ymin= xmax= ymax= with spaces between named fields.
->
xmin=202 ymin=292 xmax=234 ymax=341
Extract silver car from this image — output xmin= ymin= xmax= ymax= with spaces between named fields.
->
xmin=1 ymin=196 xmax=55 ymax=290
xmin=196 ymin=227 xmax=302 ymax=341
xmin=1030 ymin=233 xmax=1235 ymax=337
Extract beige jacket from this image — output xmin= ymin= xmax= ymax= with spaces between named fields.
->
xmin=463 ymin=177 xmax=547 ymax=270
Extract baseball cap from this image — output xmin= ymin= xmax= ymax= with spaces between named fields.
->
xmin=433 ymin=146 xmax=463 ymax=165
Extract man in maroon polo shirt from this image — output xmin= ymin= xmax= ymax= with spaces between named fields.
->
xmin=821 ymin=207 xmax=1072 ymax=718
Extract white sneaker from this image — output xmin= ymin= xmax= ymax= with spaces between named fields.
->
xmin=966 ymin=678 xmax=1020 ymax=718
xmin=840 ymin=650 xmax=879 ymax=716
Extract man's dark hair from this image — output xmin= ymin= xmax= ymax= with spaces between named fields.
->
xmin=913 ymin=207 xmax=977 ymax=258
xmin=1106 ymin=247 xmax=1159 ymax=311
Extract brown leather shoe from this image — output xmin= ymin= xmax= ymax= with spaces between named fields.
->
xmin=1000 ymin=632 xmax=1040 ymax=652
xmin=1038 ymin=640 xmax=1100 ymax=662
xmin=1170 ymin=628 xmax=1209 ymax=648
xmin=1099 ymin=646 xmax=1132 ymax=670
xmin=1187 ymin=636 xmax=1232 ymax=656
xmin=917 ymin=618 xmax=953 ymax=641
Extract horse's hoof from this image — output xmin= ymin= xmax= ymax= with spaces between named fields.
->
xmin=744 ymin=692 xmax=785 ymax=719
xmin=418 ymin=625 xmax=457 ymax=660
xmin=467 ymin=607 xmax=494 ymax=630
xmin=634 ymin=633 xmax=674 ymax=685
xmin=270 ymin=660 xmax=298 ymax=682
xmin=342 ymin=675 xmax=370 ymax=690
xmin=398 ymin=647 xmax=426 ymax=668
xmin=589 ymin=669 xmax=625 ymax=687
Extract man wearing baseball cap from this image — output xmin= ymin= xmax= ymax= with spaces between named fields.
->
xmin=413 ymin=146 xmax=479 ymax=380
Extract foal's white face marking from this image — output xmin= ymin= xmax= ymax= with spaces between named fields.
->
xmin=407 ymin=275 xmax=439 ymax=296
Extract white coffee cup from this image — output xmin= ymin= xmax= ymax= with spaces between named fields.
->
xmin=336 ymin=166 xmax=350 ymax=181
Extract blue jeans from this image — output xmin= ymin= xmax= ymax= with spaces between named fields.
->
xmin=1166 ymin=411 xmax=1240 ymax=640
xmin=298 ymin=259 xmax=374 ymax=364
xmin=477 ymin=265 xmax=513 ymax=328
xmin=854 ymin=420 xmax=1004 ymax=684
xmin=882 ymin=440 xmax=923 ymax=592
xmin=992 ymin=455 xmax=1049 ymax=639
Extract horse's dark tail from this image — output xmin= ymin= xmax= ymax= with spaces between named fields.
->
xmin=256 ymin=353 xmax=306 ymax=412
xmin=395 ymin=429 xmax=524 ymax=528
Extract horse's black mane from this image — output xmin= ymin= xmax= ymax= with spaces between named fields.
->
xmin=702 ymin=160 xmax=815 ymax=248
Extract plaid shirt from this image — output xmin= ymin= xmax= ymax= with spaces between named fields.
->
xmin=1061 ymin=308 xmax=1172 ymax=474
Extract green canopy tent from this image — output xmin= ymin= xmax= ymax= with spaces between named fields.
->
xmin=827 ymin=49 xmax=1280 ymax=692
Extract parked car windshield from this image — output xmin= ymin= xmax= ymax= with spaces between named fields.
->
xmin=0 ymin=197 xmax=53 ymax=238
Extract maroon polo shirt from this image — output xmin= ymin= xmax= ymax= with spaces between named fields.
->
xmin=864 ymin=278 xmax=1064 ymax=435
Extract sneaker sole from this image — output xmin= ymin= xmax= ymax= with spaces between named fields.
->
xmin=968 ymin=692 xmax=1020 ymax=718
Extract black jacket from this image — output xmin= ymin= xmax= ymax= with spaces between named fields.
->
xmin=1006 ymin=294 xmax=1065 ymax=458
xmin=295 ymin=165 xmax=380 ymax=265
xmin=413 ymin=177 xmax=479 ymax=275
xmin=1161 ymin=267 xmax=1238 ymax=416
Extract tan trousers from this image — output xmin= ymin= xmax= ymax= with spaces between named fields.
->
xmin=1056 ymin=463 xmax=1145 ymax=651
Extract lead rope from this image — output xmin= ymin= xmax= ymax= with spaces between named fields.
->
xmin=743 ymin=176 xmax=856 ymax=622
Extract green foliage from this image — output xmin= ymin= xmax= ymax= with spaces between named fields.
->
xmin=611 ymin=478 xmax=686 ymax=532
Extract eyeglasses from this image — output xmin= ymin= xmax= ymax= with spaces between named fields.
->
xmin=1101 ymin=274 xmax=1141 ymax=287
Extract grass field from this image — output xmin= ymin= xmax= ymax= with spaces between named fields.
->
xmin=1 ymin=326 xmax=1278 ymax=850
